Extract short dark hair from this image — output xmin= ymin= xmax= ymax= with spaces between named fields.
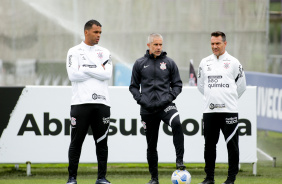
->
xmin=84 ymin=20 xmax=102 ymax=31
xmin=211 ymin=31 xmax=226 ymax=42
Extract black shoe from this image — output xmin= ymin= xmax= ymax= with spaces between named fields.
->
xmin=176 ymin=161 xmax=186 ymax=170
xmin=95 ymin=178 xmax=111 ymax=184
xmin=222 ymin=179 xmax=234 ymax=184
xmin=198 ymin=178 xmax=215 ymax=184
xmin=146 ymin=178 xmax=159 ymax=184
xmin=66 ymin=177 xmax=77 ymax=184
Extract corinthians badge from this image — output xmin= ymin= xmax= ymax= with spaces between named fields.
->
xmin=224 ymin=62 xmax=230 ymax=69
xmin=97 ymin=52 xmax=103 ymax=59
xmin=160 ymin=62 xmax=166 ymax=70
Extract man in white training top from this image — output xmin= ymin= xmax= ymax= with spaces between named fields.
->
xmin=66 ymin=19 xmax=112 ymax=184
xmin=197 ymin=31 xmax=246 ymax=184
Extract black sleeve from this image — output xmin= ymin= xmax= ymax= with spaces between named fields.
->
xmin=169 ymin=60 xmax=182 ymax=100
xmin=129 ymin=61 xmax=142 ymax=103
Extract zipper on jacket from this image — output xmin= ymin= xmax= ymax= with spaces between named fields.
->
xmin=153 ymin=58 xmax=157 ymax=103
xmin=154 ymin=58 xmax=156 ymax=86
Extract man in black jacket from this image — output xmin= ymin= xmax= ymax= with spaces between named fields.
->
xmin=129 ymin=33 xmax=186 ymax=184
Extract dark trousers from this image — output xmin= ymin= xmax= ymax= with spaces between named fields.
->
xmin=68 ymin=104 xmax=110 ymax=179
xmin=141 ymin=103 xmax=185 ymax=179
xmin=203 ymin=113 xmax=239 ymax=181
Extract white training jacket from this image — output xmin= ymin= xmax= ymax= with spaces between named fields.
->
xmin=66 ymin=41 xmax=112 ymax=106
xmin=197 ymin=51 xmax=246 ymax=113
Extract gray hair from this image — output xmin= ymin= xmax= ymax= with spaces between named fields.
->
xmin=147 ymin=33 xmax=163 ymax=44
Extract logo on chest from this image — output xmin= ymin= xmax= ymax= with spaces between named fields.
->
xmin=160 ymin=62 xmax=167 ymax=70
xmin=97 ymin=52 xmax=103 ymax=59
xmin=224 ymin=62 xmax=230 ymax=69
xmin=80 ymin=55 xmax=86 ymax=60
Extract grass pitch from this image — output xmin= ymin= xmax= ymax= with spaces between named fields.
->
xmin=0 ymin=130 xmax=281 ymax=184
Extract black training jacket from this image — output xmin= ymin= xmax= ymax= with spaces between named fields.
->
xmin=129 ymin=50 xmax=182 ymax=114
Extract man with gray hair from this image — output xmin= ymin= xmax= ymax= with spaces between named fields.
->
xmin=129 ymin=33 xmax=186 ymax=184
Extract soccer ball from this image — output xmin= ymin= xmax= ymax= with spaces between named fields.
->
xmin=171 ymin=170 xmax=191 ymax=184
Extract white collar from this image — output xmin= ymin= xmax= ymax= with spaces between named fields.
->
xmin=213 ymin=51 xmax=228 ymax=60
xmin=81 ymin=41 xmax=96 ymax=51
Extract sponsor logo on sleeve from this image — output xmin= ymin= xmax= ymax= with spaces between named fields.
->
xmin=238 ymin=65 xmax=243 ymax=78
xmin=68 ymin=55 xmax=72 ymax=67
xmin=198 ymin=67 xmax=202 ymax=78
xmin=108 ymin=55 xmax=112 ymax=65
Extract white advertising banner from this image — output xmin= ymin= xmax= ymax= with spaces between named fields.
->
xmin=0 ymin=86 xmax=257 ymax=163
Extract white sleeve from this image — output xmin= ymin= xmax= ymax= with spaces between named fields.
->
xmin=197 ymin=59 xmax=205 ymax=95
xmin=80 ymin=51 xmax=112 ymax=81
xmin=235 ymin=62 xmax=246 ymax=98
xmin=80 ymin=61 xmax=112 ymax=81
xmin=66 ymin=49 xmax=91 ymax=82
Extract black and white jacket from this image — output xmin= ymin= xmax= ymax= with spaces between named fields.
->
xmin=129 ymin=50 xmax=182 ymax=114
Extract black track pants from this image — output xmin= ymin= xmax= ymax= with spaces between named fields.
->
xmin=68 ymin=104 xmax=110 ymax=179
xmin=203 ymin=113 xmax=239 ymax=181
xmin=141 ymin=103 xmax=185 ymax=179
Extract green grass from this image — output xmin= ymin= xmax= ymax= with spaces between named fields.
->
xmin=257 ymin=130 xmax=282 ymax=159
xmin=0 ymin=162 xmax=281 ymax=184
xmin=0 ymin=130 xmax=281 ymax=184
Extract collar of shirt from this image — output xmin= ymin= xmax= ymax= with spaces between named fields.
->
xmin=212 ymin=51 xmax=228 ymax=61
xmin=81 ymin=41 xmax=96 ymax=51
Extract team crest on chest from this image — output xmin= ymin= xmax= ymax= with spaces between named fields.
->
xmin=160 ymin=62 xmax=167 ymax=70
xmin=97 ymin=52 xmax=103 ymax=59
xmin=224 ymin=62 xmax=230 ymax=69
